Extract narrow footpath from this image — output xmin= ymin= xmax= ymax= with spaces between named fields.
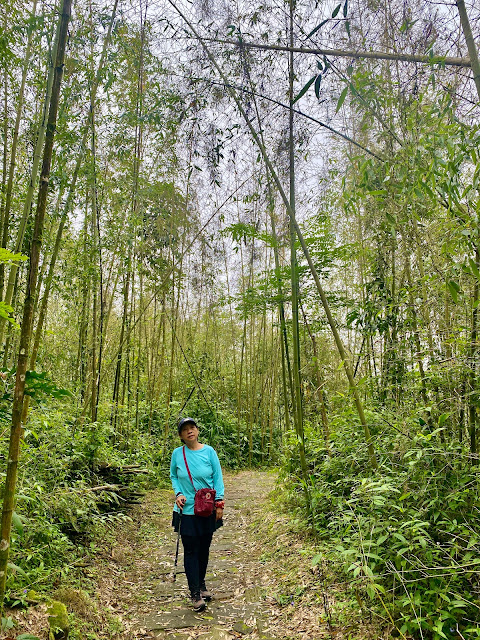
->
xmin=89 ymin=470 xmax=377 ymax=640
xmin=98 ymin=470 xmax=285 ymax=639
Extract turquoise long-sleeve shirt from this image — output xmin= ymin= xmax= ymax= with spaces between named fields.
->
xmin=170 ymin=444 xmax=225 ymax=515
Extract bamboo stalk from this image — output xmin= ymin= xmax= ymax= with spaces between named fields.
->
xmin=0 ymin=0 xmax=38 ymax=303
xmin=289 ymin=0 xmax=311 ymax=507
xmin=206 ymin=37 xmax=471 ymax=68
xmin=456 ymin=0 xmax=480 ymax=461
xmin=1 ymin=0 xmax=120 ymax=353
xmin=0 ymin=0 xmax=41 ymax=328
xmin=0 ymin=63 xmax=7 ymax=231
xmin=0 ymin=0 xmax=72 ymax=606
xmin=456 ymin=1 xmax=480 ymax=97
xmin=244 ymin=50 xmax=294 ymax=431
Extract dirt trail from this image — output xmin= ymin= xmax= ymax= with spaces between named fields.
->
xmin=97 ymin=470 xmax=286 ymax=640
xmin=53 ymin=468 xmax=383 ymax=640
xmin=9 ymin=470 xmax=380 ymax=639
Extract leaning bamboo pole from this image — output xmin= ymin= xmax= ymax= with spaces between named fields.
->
xmin=456 ymin=1 xmax=480 ymax=98
xmin=456 ymin=0 xmax=480 ymax=463
xmin=206 ymin=37 xmax=471 ymax=68
xmin=0 ymin=7 xmax=58 ymax=346
xmin=168 ymin=0 xmax=378 ymax=471
xmin=0 ymin=0 xmax=72 ymax=606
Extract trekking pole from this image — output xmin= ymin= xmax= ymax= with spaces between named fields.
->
xmin=172 ymin=507 xmax=182 ymax=583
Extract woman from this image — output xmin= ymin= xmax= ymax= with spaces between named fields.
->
xmin=170 ymin=417 xmax=225 ymax=612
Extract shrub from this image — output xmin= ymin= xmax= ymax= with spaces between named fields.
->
xmin=278 ymin=409 xmax=480 ymax=639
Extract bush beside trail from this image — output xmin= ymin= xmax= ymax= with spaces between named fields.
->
xmin=279 ymin=409 xmax=480 ymax=640
xmin=0 ymin=395 xmax=275 ymax=603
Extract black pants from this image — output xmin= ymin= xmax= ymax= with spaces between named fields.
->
xmin=181 ymin=532 xmax=213 ymax=597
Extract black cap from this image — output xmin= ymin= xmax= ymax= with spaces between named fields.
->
xmin=178 ymin=417 xmax=197 ymax=434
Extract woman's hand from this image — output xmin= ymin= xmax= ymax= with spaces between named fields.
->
xmin=176 ymin=494 xmax=186 ymax=509
xmin=215 ymin=507 xmax=224 ymax=521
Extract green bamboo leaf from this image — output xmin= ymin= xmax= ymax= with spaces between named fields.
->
xmin=0 ymin=301 xmax=18 ymax=327
xmin=7 ymin=561 xmax=27 ymax=577
xmin=17 ymin=635 xmax=42 ymax=640
xmin=336 ymin=86 xmax=348 ymax=112
xmin=386 ymin=212 xmax=396 ymax=226
xmin=332 ymin=4 xmax=341 ymax=18
xmin=314 ymin=74 xmax=322 ymax=99
xmin=447 ymin=280 xmax=460 ymax=304
xmin=438 ymin=413 xmax=449 ymax=427
xmin=343 ymin=0 xmax=348 ymax=17
xmin=12 ymin=511 xmax=23 ymax=535
xmin=307 ymin=19 xmax=329 ymax=38
xmin=469 ymin=257 xmax=480 ymax=280
xmin=292 ymin=76 xmax=316 ymax=104
xmin=0 ymin=248 xmax=27 ymax=264
xmin=345 ymin=19 xmax=350 ymax=37
xmin=312 ymin=553 xmax=323 ymax=566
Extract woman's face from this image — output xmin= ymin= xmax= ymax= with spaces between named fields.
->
xmin=180 ymin=423 xmax=199 ymax=444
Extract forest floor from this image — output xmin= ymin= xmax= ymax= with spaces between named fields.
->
xmin=8 ymin=470 xmax=385 ymax=640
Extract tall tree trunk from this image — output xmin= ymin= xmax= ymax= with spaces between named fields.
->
xmin=112 ymin=259 xmax=132 ymax=431
xmin=89 ymin=77 xmax=98 ymax=422
xmin=404 ymin=257 xmax=429 ymax=408
xmin=0 ymin=0 xmax=72 ymax=606
xmin=0 ymin=64 xmax=7 ymax=241
xmin=2 ymin=269 xmax=20 ymax=368
xmin=91 ymin=211 xmax=98 ymax=422
xmin=268 ymin=337 xmax=279 ymax=456
xmin=468 ymin=248 xmax=479 ymax=463
xmin=300 ymin=303 xmax=330 ymax=453
xmin=2 ymin=0 xmax=119 ymax=357
xmin=76 ymin=278 xmax=89 ymax=401
xmin=456 ymin=0 xmax=480 ymax=463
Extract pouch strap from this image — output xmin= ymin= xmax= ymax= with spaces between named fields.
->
xmin=183 ymin=446 xmax=197 ymax=491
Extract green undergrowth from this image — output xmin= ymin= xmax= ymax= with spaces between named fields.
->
xmin=4 ymin=586 xmax=125 ymax=640
xmin=277 ymin=408 xmax=480 ymax=640
xmin=0 ymin=407 xmax=160 ymax=602
xmin=0 ymin=391 xmax=276 ymax=609
xmin=250 ymin=481 xmax=382 ymax=639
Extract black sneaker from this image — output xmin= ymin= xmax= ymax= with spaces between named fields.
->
xmin=192 ymin=593 xmax=206 ymax=612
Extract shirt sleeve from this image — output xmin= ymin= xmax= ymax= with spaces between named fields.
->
xmin=210 ymin=447 xmax=225 ymax=500
xmin=170 ymin=449 xmax=183 ymax=496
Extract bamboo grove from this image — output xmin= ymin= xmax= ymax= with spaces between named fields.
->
xmin=1 ymin=0 xmax=480 ymax=637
